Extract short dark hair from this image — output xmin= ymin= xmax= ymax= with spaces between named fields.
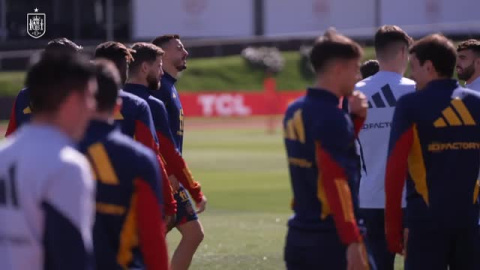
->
xmin=374 ymin=25 xmax=412 ymax=58
xmin=309 ymin=29 xmax=363 ymax=73
xmin=93 ymin=59 xmax=121 ymax=112
xmin=44 ymin=38 xmax=83 ymax=54
xmin=129 ymin=42 xmax=165 ymax=73
xmin=27 ymin=52 xmax=95 ymax=114
xmin=409 ymin=34 xmax=457 ymax=78
xmin=152 ymin=34 xmax=180 ymax=49
xmin=457 ymin=39 xmax=480 ymax=56
xmin=360 ymin=59 xmax=380 ymax=79
xmin=95 ymin=42 xmax=134 ymax=69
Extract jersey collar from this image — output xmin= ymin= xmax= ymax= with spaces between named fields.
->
xmin=162 ymin=71 xmax=177 ymax=84
xmin=123 ymin=83 xmax=151 ymax=99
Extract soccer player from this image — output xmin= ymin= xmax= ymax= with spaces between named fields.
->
xmin=385 ymin=34 xmax=480 ymax=270
xmin=94 ymin=41 xmax=177 ymax=221
xmin=125 ymin=43 xmax=204 ymax=257
xmin=360 ymin=59 xmax=380 ymax=79
xmin=355 ymin=25 xmax=415 ymax=270
xmin=457 ymin=39 xmax=480 ymax=91
xmin=79 ymin=59 xmax=169 ymax=270
xmin=5 ymin=38 xmax=83 ymax=137
xmin=283 ymin=29 xmax=371 ymax=270
xmin=152 ymin=35 xmax=206 ymax=270
xmin=0 ymin=52 xmax=96 ymax=269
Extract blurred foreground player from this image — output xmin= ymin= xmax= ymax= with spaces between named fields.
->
xmin=5 ymin=38 xmax=83 ymax=136
xmin=283 ymin=29 xmax=373 ymax=270
xmin=152 ymin=35 xmax=206 ymax=270
xmin=79 ymin=60 xmax=169 ymax=270
xmin=94 ymin=41 xmax=177 ymax=221
xmin=457 ymin=39 xmax=480 ymax=91
xmin=0 ymin=53 xmax=97 ymax=269
xmin=356 ymin=25 xmax=414 ymax=270
xmin=385 ymin=34 xmax=480 ymax=270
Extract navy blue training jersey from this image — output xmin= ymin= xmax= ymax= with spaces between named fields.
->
xmin=284 ymin=88 xmax=364 ymax=245
xmin=151 ymin=72 xmax=184 ymax=153
xmin=79 ymin=120 xmax=168 ymax=270
xmin=385 ymin=79 xmax=480 ymax=252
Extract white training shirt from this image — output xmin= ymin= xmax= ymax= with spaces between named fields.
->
xmin=466 ymin=76 xmax=480 ymax=92
xmin=355 ymin=71 xmax=416 ymax=209
xmin=0 ymin=124 xmax=95 ymax=270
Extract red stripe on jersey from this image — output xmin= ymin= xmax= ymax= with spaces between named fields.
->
xmin=385 ymin=127 xmax=413 ymax=254
xmin=156 ymin=132 xmax=204 ymax=203
xmin=135 ymin=178 xmax=169 ymax=270
xmin=134 ymin=120 xmax=157 ymax=151
xmin=158 ymin=156 xmax=177 ymax=216
xmin=5 ymin=98 xmax=18 ymax=137
xmin=316 ymin=142 xmax=362 ymax=245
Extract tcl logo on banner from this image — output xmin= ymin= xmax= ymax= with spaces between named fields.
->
xmin=179 ymin=91 xmax=305 ymax=117
xmin=198 ymin=94 xmax=252 ymax=116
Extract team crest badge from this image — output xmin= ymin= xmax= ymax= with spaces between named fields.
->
xmin=27 ymin=8 xmax=46 ymax=39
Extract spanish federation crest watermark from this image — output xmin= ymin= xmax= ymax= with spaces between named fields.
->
xmin=27 ymin=8 xmax=46 ymax=39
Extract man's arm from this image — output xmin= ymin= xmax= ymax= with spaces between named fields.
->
xmin=315 ymin=120 xmax=362 ymax=245
xmin=385 ymin=98 xmax=413 ymax=254
xmin=153 ymin=101 xmax=204 ymax=204
xmin=43 ymin=155 xmax=95 ymax=270
xmin=134 ymin=103 xmax=177 ymax=216
xmin=135 ymin=153 xmax=169 ymax=270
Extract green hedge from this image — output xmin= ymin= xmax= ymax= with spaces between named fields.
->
xmin=0 ymin=49 xmax=376 ymax=97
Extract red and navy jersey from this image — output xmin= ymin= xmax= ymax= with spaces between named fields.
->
xmin=5 ymin=88 xmax=32 ymax=137
xmin=151 ymin=72 xmax=184 ymax=153
xmin=284 ymin=88 xmax=364 ymax=245
xmin=124 ymin=83 xmax=203 ymax=203
xmin=115 ymin=90 xmax=159 ymax=149
xmin=79 ymin=120 xmax=169 ymax=270
xmin=114 ymin=90 xmax=177 ymax=216
xmin=385 ymin=79 xmax=480 ymax=251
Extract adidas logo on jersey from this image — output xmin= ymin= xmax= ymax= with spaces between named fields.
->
xmin=433 ymin=98 xmax=476 ymax=127
xmin=367 ymin=84 xmax=397 ymax=108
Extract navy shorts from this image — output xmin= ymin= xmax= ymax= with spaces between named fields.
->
xmin=174 ymin=185 xmax=198 ymax=226
xmin=284 ymin=228 xmax=377 ymax=270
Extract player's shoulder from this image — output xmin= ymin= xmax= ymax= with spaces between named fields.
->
xmin=120 ymin=90 xmax=149 ymax=108
xmin=15 ymin=87 xmax=31 ymax=106
xmin=107 ymin=130 xmax=157 ymax=163
xmin=285 ymin=95 xmax=305 ymax=117
xmin=147 ymin=95 xmax=167 ymax=113
xmin=396 ymin=90 xmax=421 ymax=110
xmin=58 ymin=146 xmax=91 ymax=174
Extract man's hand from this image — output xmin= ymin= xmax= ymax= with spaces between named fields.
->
xmin=168 ymin=174 xmax=180 ymax=191
xmin=196 ymin=195 xmax=207 ymax=214
xmin=348 ymin=90 xmax=368 ymax=118
xmin=346 ymin=242 xmax=369 ymax=270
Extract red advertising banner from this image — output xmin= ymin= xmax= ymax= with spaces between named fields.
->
xmin=179 ymin=91 xmax=305 ymax=117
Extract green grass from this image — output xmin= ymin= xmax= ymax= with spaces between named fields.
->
xmin=0 ymin=120 xmax=404 ymax=269
xmin=0 ymin=48 xmax=376 ymax=97
xmin=0 ymin=72 xmax=25 ymax=97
